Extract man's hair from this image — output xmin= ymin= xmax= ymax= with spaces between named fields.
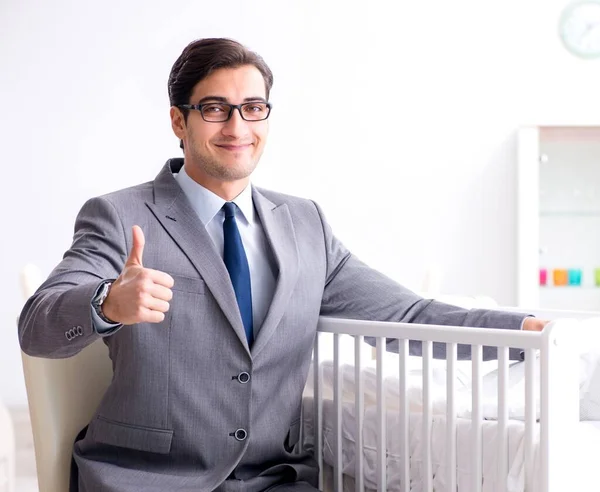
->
xmin=168 ymin=38 xmax=274 ymax=149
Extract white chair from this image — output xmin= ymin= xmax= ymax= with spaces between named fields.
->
xmin=20 ymin=264 xmax=113 ymax=492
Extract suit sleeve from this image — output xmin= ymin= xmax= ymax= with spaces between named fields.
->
xmin=313 ymin=201 xmax=528 ymax=360
xmin=18 ymin=196 xmax=128 ymax=358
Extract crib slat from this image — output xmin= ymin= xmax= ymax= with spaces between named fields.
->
xmin=423 ymin=341 xmax=433 ymax=492
xmin=376 ymin=337 xmax=386 ymax=492
xmin=313 ymin=332 xmax=324 ymax=491
xmin=472 ymin=344 xmax=483 ymax=492
xmin=446 ymin=342 xmax=457 ymax=492
xmin=355 ymin=336 xmax=365 ymax=492
xmin=525 ymin=348 xmax=536 ymax=492
xmin=333 ymin=334 xmax=343 ymax=491
xmin=497 ymin=346 xmax=509 ymax=492
xmin=399 ymin=339 xmax=410 ymax=492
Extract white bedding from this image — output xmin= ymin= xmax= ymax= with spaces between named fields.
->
xmin=301 ymin=398 xmax=600 ymax=492
xmin=306 ymin=351 xmax=528 ymax=421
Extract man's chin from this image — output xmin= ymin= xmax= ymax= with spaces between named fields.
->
xmin=218 ymin=162 xmax=256 ymax=181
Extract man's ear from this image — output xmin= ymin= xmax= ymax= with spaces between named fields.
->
xmin=170 ymin=106 xmax=186 ymax=141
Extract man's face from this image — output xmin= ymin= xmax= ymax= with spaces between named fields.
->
xmin=172 ymin=65 xmax=269 ymax=183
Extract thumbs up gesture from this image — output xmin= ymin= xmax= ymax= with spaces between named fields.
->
xmin=102 ymin=226 xmax=174 ymax=325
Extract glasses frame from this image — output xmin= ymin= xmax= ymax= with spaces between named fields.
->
xmin=177 ymin=101 xmax=272 ymax=123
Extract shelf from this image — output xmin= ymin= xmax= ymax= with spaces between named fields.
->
xmin=540 ymin=286 xmax=600 ymax=290
xmin=540 ymin=211 xmax=600 ymax=217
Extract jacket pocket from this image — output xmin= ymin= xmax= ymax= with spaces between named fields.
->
xmin=284 ymin=417 xmax=301 ymax=453
xmin=170 ymin=274 xmax=205 ymax=295
xmin=90 ymin=416 xmax=173 ymax=454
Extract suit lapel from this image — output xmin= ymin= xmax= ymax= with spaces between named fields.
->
xmin=251 ymin=188 xmax=299 ymax=357
xmin=146 ymin=161 xmax=251 ymax=356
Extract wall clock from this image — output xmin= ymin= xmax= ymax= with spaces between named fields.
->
xmin=559 ymin=0 xmax=600 ymax=59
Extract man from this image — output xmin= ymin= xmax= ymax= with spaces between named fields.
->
xmin=18 ymin=38 xmax=545 ymax=492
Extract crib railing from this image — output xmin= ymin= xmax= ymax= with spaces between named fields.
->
xmin=303 ymin=313 xmax=580 ymax=492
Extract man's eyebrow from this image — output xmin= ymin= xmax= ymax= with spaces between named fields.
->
xmin=196 ymin=96 xmax=268 ymax=104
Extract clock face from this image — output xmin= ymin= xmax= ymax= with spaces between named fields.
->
xmin=559 ymin=0 xmax=600 ymax=59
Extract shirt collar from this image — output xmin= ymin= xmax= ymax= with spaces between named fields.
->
xmin=174 ymin=165 xmax=255 ymax=227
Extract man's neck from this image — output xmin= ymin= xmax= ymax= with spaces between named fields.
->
xmin=184 ymin=164 xmax=249 ymax=201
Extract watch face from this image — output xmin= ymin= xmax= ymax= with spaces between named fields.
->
xmin=559 ymin=0 xmax=600 ymax=59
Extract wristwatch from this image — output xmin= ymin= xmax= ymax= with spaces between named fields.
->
xmin=92 ymin=280 xmax=116 ymax=324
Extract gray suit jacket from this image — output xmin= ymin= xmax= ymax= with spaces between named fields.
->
xmin=18 ymin=159 xmax=527 ymax=491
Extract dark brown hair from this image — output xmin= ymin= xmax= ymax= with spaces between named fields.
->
xmin=168 ymin=38 xmax=273 ymax=121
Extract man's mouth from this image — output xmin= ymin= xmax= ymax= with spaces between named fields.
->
xmin=215 ymin=143 xmax=253 ymax=151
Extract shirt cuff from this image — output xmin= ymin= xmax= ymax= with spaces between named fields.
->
xmin=91 ymin=306 xmax=121 ymax=333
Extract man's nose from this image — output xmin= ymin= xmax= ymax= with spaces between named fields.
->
xmin=221 ymin=107 xmax=250 ymax=137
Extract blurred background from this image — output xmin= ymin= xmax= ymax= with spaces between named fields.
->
xmin=1 ymin=0 xmax=599 ymax=489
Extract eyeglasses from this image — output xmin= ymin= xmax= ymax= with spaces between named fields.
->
xmin=178 ymin=101 xmax=272 ymax=122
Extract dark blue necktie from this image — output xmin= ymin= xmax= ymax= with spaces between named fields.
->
xmin=222 ymin=202 xmax=253 ymax=346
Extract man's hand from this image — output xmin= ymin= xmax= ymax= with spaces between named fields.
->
xmin=102 ymin=225 xmax=174 ymax=325
xmin=522 ymin=317 xmax=549 ymax=332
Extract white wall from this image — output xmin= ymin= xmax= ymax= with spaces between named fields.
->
xmin=1 ymin=0 xmax=599 ymax=406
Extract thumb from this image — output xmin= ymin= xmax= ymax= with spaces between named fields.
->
xmin=126 ymin=225 xmax=145 ymax=267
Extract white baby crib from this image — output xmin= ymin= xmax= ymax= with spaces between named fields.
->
xmin=300 ymin=308 xmax=599 ymax=492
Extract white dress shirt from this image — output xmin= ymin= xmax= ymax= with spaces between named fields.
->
xmin=92 ymin=165 xmax=277 ymax=336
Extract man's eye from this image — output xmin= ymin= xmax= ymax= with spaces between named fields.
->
xmin=203 ymin=105 xmax=225 ymax=113
xmin=244 ymin=104 xmax=266 ymax=112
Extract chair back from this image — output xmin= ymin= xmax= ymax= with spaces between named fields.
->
xmin=20 ymin=264 xmax=113 ymax=492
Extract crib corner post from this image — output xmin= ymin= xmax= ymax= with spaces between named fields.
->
xmin=539 ymin=319 xmax=580 ymax=492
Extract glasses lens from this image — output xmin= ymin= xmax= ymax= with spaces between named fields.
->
xmin=241 ymin=102 xmax=269 ymax=121
xmin=201 ymin=103 xmax=230 ymax=122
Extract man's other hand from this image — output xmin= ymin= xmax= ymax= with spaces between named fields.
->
xmin=522 ymin=317 xmax=549 ymax=332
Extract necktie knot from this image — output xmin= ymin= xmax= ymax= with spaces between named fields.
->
xmin=223 ymin=202 xmax=236 ymax=219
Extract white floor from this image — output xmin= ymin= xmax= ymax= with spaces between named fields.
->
xmin=15 ymin=477 xmax=38 ymax=492
xmin=8 ymin=406 xmax=38 ymax=492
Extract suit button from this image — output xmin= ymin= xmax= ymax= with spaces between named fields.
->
xmin=234 ymin=429 xmax=247 ymax=441
xmin=237 ymin=372 xmax=250 ymax=384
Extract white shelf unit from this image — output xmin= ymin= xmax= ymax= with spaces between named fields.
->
xmin=518 ymin=126 xmax=600 ymax=310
